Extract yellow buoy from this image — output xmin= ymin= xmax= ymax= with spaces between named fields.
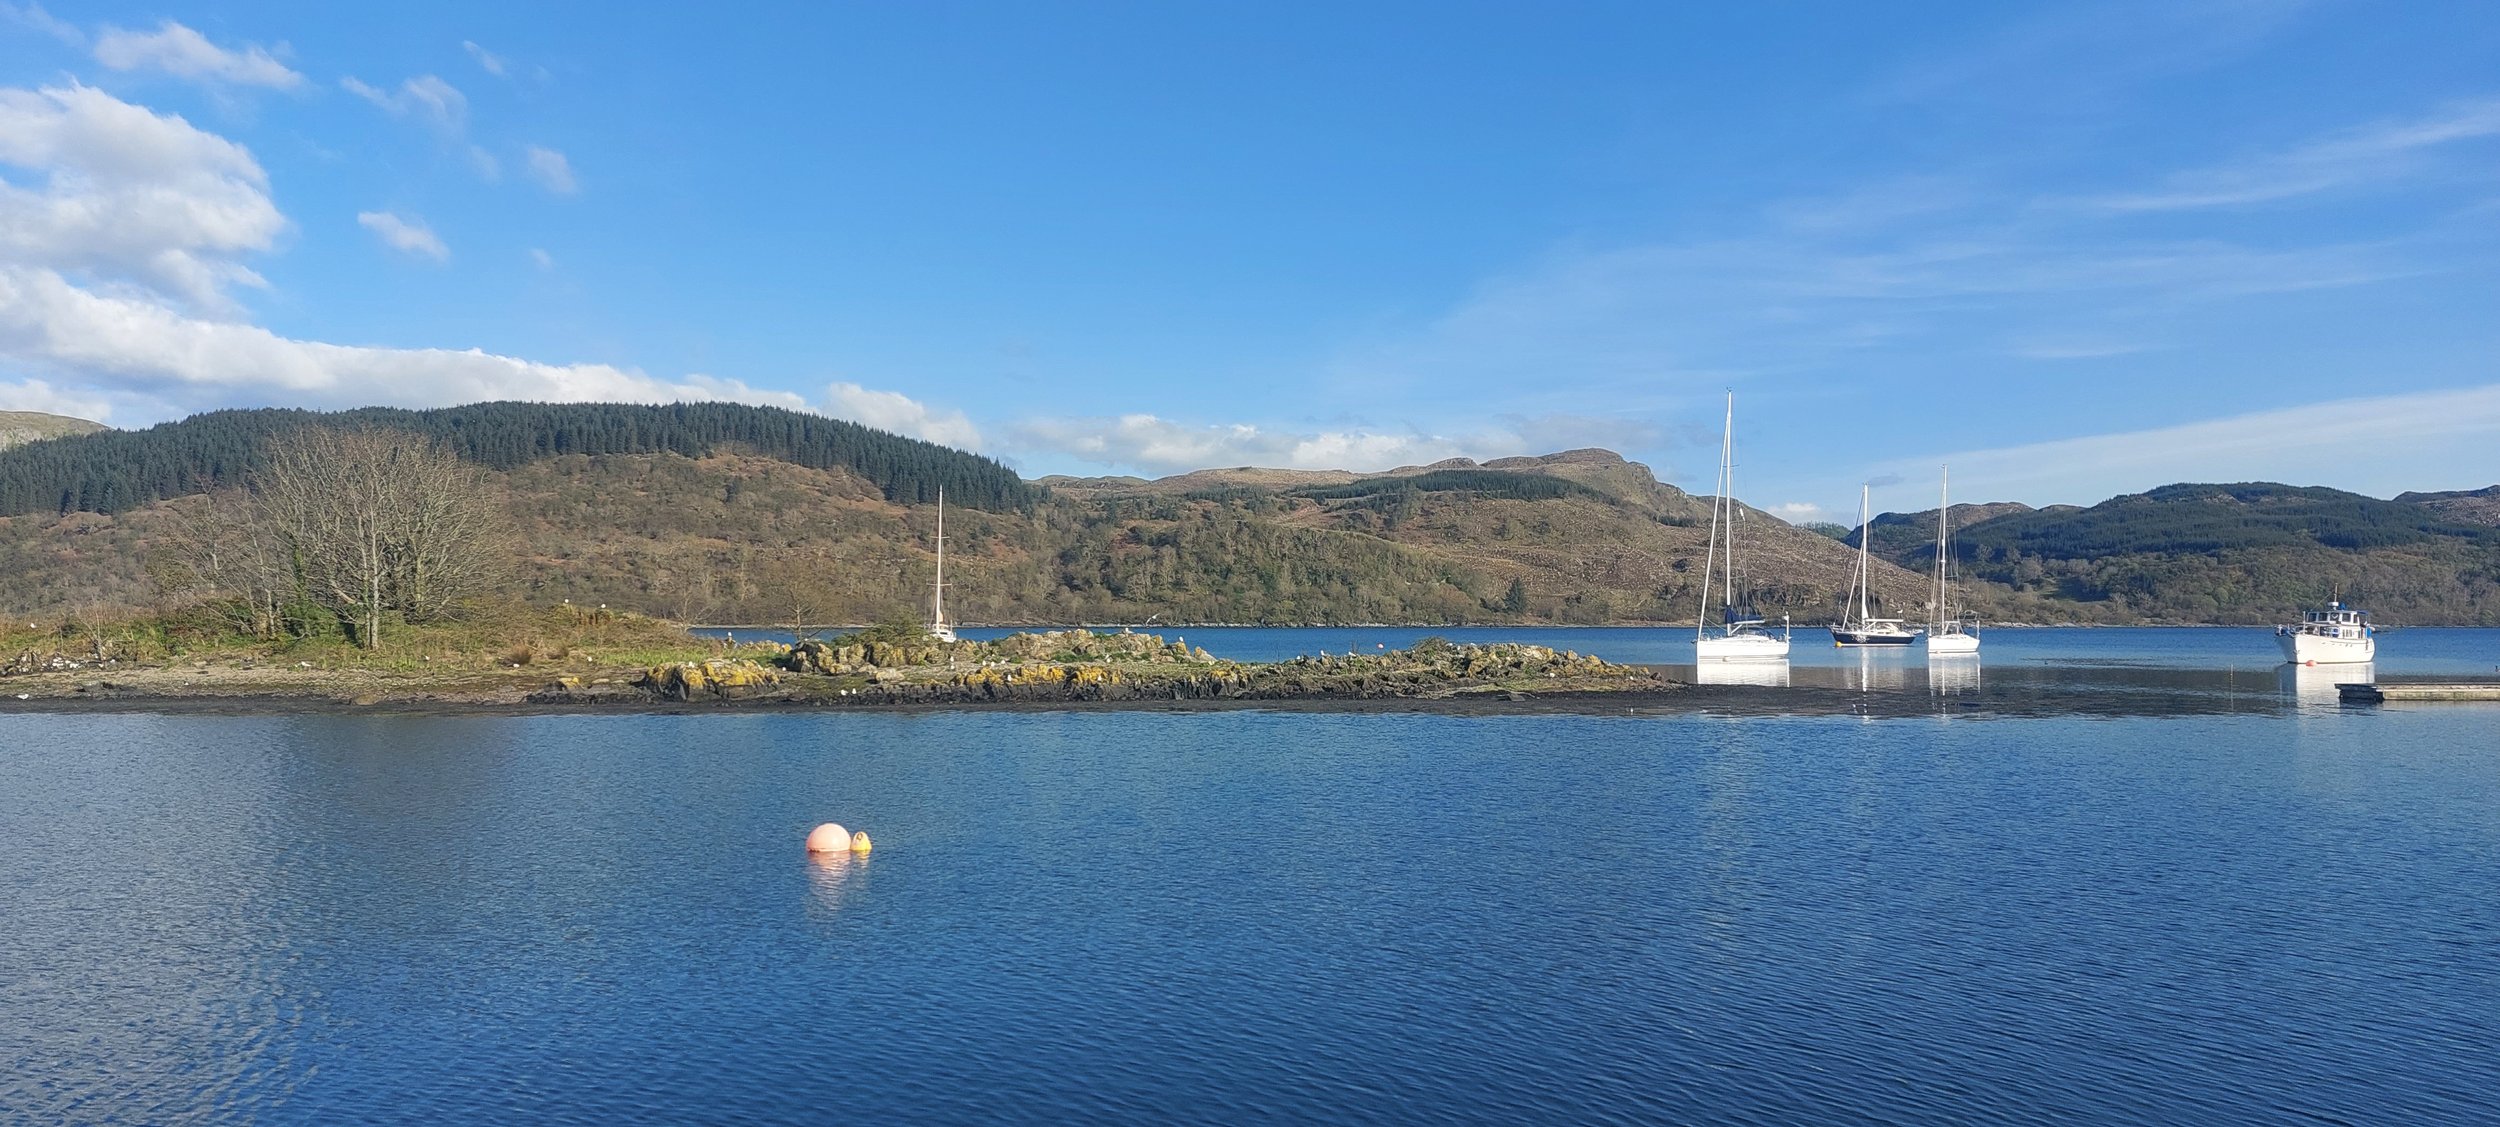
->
xmin=849 ymin=830 xmax=873 ymax=854
xmin=805 ymin=822 xmax=850 ymax=853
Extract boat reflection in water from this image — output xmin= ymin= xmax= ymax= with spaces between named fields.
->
xmin=1690 ymin=660 xmax=1791 ymax=687
xmin=1928 ymin=655 xmax=1982 ymax=697
xmin=2279 ymin=660 xmax=2372 ymax=707
xmin=1845 ymin=648 xmax=1912 ymax=692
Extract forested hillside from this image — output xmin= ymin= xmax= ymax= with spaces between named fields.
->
xmin=0 ymin=440 xmax=1939 ymax=627
xmin=0 ymin=402 xmax=1030 ymax=516
xmin=1866 ymin=483 xmax=2500 ymax=624
xmin=0 ymin=402 xmax=2491 ymax=625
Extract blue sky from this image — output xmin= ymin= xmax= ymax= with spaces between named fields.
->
xmin=1 ymin=1 xmax=2494 ymax=520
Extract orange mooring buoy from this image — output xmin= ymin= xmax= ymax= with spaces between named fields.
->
xmin=805 ymin=822 xmax=851 ymax=853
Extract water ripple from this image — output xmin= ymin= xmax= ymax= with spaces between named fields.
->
xmin=2 ymin=707 xmax=2496 ymax=1123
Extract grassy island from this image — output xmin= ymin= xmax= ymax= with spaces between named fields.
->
xmin=0 ymin=603 xmax=1669 ymax=711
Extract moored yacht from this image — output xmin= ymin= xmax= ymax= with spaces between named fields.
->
xmin=1694 ymin=393 xmax=1791 ymax=663
xmin=1832 ymin=485 xmax=1920 ymax=647
xmin=1924 ymin=465 xmax=1979 ymax=655
xmin=2277 ymin=601 xmax=2372 ymax=665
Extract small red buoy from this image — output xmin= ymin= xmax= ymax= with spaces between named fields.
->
xmin=805 ymin=822 xmax=851 ymax=853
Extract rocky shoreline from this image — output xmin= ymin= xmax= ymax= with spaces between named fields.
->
xmin=1 ymin=629 xmax=1682 ymax=714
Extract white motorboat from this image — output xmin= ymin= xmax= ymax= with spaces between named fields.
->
xmin=2276 ymin=601 xmax=2372 ymax=665
xmin=929 ymin=488 xmax=957 ymax=643
xmin=1832 ymin=485 xmax=1920 ymax=647
xmin=1924 ymin=465 xmax=1979 ymax=656
xmin=1694 ymin=392 xmax=1791 ymax=663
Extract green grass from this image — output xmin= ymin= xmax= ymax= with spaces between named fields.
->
xmin=0 ymin=598 xmax=735 ymax=674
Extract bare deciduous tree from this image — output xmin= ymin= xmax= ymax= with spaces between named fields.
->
xmin=247 ymin=427 xmax=512 ymax=646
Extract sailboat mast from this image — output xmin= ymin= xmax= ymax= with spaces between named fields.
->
xmin=933 ymin=487 xmax=946 ymax=627
xmin=1857 ymin=485 xmax=1872 ymax=622
xmin=1721 ymin=394 xmax=1737 ymax=611
xmin=1933 ymin=466 xmax=1948 ymax=633
xmin=1696 ymin=393 xmax=1732 ymax=642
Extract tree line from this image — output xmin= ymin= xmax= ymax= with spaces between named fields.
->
xmin=0 ymin=401 xmax=1032 ymax=517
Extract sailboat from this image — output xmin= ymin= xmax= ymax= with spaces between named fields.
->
xmin=1830 ymin=485 xmax=1919 ymax=646
xmin=1924 ymin=465 xmax=1979 ymax=655
xmin=928 ymin=487 xmax=957 ymax=643
xmin=1694 ymin=392 xmax=1791 ymax=663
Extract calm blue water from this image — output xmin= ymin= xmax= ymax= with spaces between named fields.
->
xmin=710 ymin=624 xmax=2500 ymax=676
xmin=5 ymin=641 xmax=2499 ymax=1123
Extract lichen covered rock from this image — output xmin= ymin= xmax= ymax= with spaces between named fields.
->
xmin=641 ymin=658 xmax=782 ymax=700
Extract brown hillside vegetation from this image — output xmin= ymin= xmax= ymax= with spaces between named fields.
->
xmin=0 ymin=448 xmax=1959 ymax=627
xmin=0 ymin=411 xmax=107 ymax=450
xmin=2398 ymin=485 xmax=2500 ymax=528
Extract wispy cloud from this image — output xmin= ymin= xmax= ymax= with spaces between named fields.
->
xmin=1329 ymin=90 xmax=2491 ymax=420
xmin=93 ymin=20 xmax=303 ymax=89
xmin=341 ymin=74 xmax=509 ymax=184
xmin=2078 ymin=97 xmax=2500 ymax=212
xmin=461 ymin=40 xmax=508 ymax=77
xmin=1882 ymin=383 xmax=2500 ymax=503
xmin=2009 ymin=338 xmax=2161 ymax=361
xmin=355 ymin=210 xmax=447 ymax=262
xmin=527 ymin=247 xmax=554 ymax=270
xmin=524 ymin=145 xmax=577 ymax=195
xmin=1869 ymin=0 xmax=2316 ymax=108
xmin=0 ymin=1 xmax=79 ymax=46
xmin=341 ymin=74 xmax=466 ymax=134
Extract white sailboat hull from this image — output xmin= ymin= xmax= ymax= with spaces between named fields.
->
xmin=1697 ymin=633 xmax=1790 ymax=662
xmin=2279 ymin=630 xmax=2372 ymax=664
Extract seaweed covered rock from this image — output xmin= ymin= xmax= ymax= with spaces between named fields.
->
xmin=641 ymin=658 xmax=782 ymax=701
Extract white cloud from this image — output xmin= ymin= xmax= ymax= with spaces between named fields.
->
xmin=1880 ymin=383 xmax=2500 ymax=504
xmin=524 ymin=145 xmax=577 ymax=195
xmin=0 ymin=83 xmax=282 ymax=309
xmin=1003 ymin=411 xmax=1665 ymax=477
xmin=0 ymin=1 xmax=80 ymax=46
xmin=0 ymin=82 xmax=807 ymax=425
xmin=528 ymin=247 xmax=554 ymax=270
xmin=340 ymin=74 xmax=465 ymax=135
xmin=0 ymin=264 xmax=806 ymax=413
xmin=461 ymin=40 xmax=508 ymax=77
xmin=92 ymin=20 xmax=302 ymax=89
xmin=1007 ymin=414 xmax=1449 ymax=474
xmin=356 ymin=210 xmax=448 ymax=262
xmin=0 ymin=376 xmax=113 ymax=421
xmin=824 ymin=382 xmax=983 ymax=450
xmin=2080 ymin=97 xmax=2500 ymax=212
xmin=1773 ymin=502 xmax=1831 ymax=524
xmin=467 ymin=144 xmax=500 ymax=181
